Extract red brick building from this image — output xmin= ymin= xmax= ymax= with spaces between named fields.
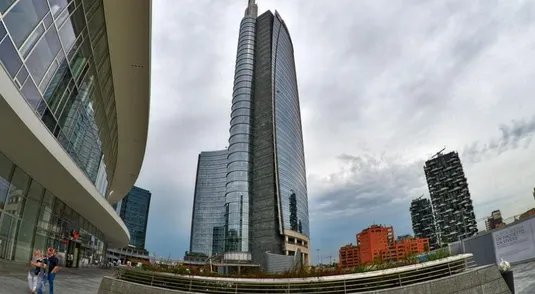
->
xmin=357 ymin=225 xmax=394 ymax=264
xmin=338 ymin=244 xmax=360 ymax=268
xmin=338 ymin=225 xmax=429 ymax=268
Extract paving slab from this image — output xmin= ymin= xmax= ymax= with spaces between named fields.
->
xmin=0 ymin=261 xmax=112 ymax=294
xmin=513 ymin=260 xmax=535 ymax=294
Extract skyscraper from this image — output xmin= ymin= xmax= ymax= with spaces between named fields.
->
xmin=424 ymin=151 xmax=477 ymax=243
xmin=114 ymin=186 xmax=152 ymax=250
xmin=227 ymin=1 xmax=310 ymax=266
xmin=189 ymin=150 xmax=228 ymax=257
xmin=410 ymin=196 xmax=438 ymax=249
xmin=190 ymin=0 xmax=310 ymax=267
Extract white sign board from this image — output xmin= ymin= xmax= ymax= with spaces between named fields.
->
xmin=492 ymin=220 xmax=535 ymax=264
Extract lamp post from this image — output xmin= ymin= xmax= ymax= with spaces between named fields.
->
xmin=316 ymin=249 xmax=320 ymax=265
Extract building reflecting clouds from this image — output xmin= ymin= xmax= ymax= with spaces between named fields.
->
xmin=190 ymin=150 xmax=228 ymax=257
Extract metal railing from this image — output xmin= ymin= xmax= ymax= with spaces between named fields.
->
xmin=113 ymin=254 xmax=475 ymax=294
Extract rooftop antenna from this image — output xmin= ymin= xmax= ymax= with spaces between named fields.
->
xmin=431 ymin=146 xmax=447 ymax=159
xmin=245 ymin=0 xmax=258 ymax=17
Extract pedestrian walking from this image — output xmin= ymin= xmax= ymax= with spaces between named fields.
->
xmin=28 ymin=249 xmax=44 ymax=294
xmin=37 ymin=248 xmax=60 ymax=294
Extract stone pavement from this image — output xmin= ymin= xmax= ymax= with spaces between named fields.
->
xmin=0 ymin=260 xmax=112 ymax=294
xmin=513 ymin=260 xmax=535 ymax=294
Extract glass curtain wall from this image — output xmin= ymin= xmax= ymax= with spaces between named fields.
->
xmin=0 ymin=151 xmax=106 ymax=266
xmin=0 ymin=0 xmax=117 ymax=199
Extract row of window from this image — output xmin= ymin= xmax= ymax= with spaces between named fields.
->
xmin=0 ymin=0 xmax=117 ymax=197
xmin=0 ymin=151 xmax=104 ymax=263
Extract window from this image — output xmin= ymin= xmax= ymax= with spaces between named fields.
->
xmin=0 ymin=213 xmax=18 ymax=260
xmin=14 ymin=220 xmax=35 ymax=262
xmin=3 ymin=0 xmax=48 ymax=47
xmin=0 ymin=153 xmax=14 ymax=210
xmin=21 ymin=77 xmax=41 ymax=110
xmin=0 ymin=36 xmax=22 ymax=77
xmin=26 ymin=27 xmax=62 ymax=85
xmin=6 ymin=167 xmax=30 ymax=217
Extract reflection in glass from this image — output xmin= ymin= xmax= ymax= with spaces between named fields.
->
xmin=0 ymin=213 xmax=18 ymax=260
xmin=48 ymin=0 xmax=69 ymax=16
xmin=191 ymin=150 xmax=227 ymax=257
xmin=26 ymin=26 xmax=61 ymax=84
xmin=4 ymin=167 xmax=30 ymax=217
xmin=0 ymin=153 xmax=13 ymax=210
xmin=0 ymin=36 xmax=22 ymax=77
xmin=272 ymin=15 xmax=310 ymax=237
xmin=3 ymin=0 xmax=48 ymax=47
xmin=21 ymin=77 xmax=41 ymax=110
xmin=14 ymin=220 xmax=34 ymax=261
xmin=0 ymin=0 xmax=16 ymax=13
xmin=19 ymin=23 xmax=44 ymax=58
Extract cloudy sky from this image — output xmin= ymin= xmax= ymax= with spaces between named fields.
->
xmin=136 ymin=0 xmax=535 ymax=263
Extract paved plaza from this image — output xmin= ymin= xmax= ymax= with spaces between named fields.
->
xmin=0 ymin=261 xmax=111 ymax=294
xmin=1 ymin=260 xmax=534 ymax=293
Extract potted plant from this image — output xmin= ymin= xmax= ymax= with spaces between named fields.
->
xmin=498 ymin=258 xmax=514 ymax=294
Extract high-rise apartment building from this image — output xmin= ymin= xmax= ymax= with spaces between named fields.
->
xmin=424 ymin=151 xmax=478 ymax=243
xmin=189 ymin=0 xmax=310 ymax=268
xmin=0 ymin=0 xmax=151 ymax=267
xmin=410 ymin=196 xmax=438 ymax=249
xmin=114 ymin=186 xmax=152 ymax=250
xmin=189 ymin=150 xmax=228 ymax=257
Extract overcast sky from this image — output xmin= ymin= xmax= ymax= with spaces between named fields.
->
xmin=136 ymin=0 xmax=535 ymax=263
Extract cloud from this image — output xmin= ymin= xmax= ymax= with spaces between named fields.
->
xmin=137 ymin=0 xmax=535 ymax=262
xmin=463 ymin=116 xmax=535 ymax=163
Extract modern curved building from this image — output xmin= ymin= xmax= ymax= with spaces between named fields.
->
xmin=0 ymin=0 xmax=150 ymax=267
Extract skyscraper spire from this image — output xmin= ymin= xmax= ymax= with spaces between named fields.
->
xmin=244 ymin=0 xmax=258 ymax=17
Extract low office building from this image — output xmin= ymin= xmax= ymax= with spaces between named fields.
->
xmin=485 ymin=210 xmax=504 ymax=231
xmin=338 ymin=244 xmax=359 ymax=268
xmin=0 ymin=0 xmax=151 ymax=268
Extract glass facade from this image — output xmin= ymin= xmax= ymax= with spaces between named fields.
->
xmin=192 ymin=150 xmax=227 ymax=257
xmin=225 ymin=14 xmax=256 ymax=254
xmin=0 ymin=151 xmax=106 ymax=266
xmin=113 ymin=186 xmax=151 ymax=250
xmin=0 ymin=0 xmax=118 ymax=199
xmin=272 ymin=12 xmax=309 ymax=237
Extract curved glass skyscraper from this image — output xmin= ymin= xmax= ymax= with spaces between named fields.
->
xmin=224 ymin=2 xmax=257 ymax=254
xmin=190 ymin=0 xmax=310 ymax=267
